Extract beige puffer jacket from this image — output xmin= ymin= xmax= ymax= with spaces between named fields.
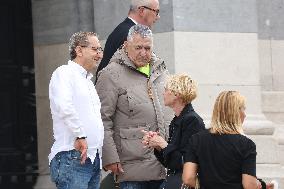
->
xmin=96 ymin=48 xmax=174 ymax=182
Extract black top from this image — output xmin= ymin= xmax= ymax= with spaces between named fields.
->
xmin=185 ymin=130 xmax=257 ymax=189
xmin=95 ymin=17 xmax=135 ymax=81
xmin=154 ymin=103 xmax=205 ymax=172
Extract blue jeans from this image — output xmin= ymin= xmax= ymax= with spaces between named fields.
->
xmin=50 ymin=149 xmax=101 ymax=189
xmin=120 ymin=180 xmax=164 ymax=189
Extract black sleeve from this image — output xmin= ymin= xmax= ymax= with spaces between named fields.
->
xmin=162 ymin=117 xmax=204 ymax=170
xmin=242 ymin=138 xmax=256 ymax=177
xmin=96 ymin=30 xmax=127 ymax=76
xmin=154 ymin=149 xmax=166 ymax=167
xmin=96 ymin=21 xmax=133 ymax=81
xmin=257 ymin=178 xmax=267 ymax=189
xmin=184 ymin=136 xmax=198 ymax=163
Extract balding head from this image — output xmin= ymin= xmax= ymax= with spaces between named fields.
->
xmin=128 ymin=0 xmax=160 ymax=28
xmin=130 ymin=0 xmax=153 ymax=11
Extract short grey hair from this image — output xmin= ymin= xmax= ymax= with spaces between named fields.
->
xmin=127 ymin=24 xmax=153 ymax=42
xmin=69 ymin=31 xmax=98 ymax=60
xmin=130 ymin=0 xmax=152 ymax=11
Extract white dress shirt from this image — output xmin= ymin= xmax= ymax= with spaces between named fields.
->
xmin=48 ymin=60 xmax=104 ymax=165
xmin=128 ymin=17 xmax=138 ymax=25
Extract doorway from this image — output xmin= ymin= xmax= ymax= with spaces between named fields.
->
xmin=0 ymin=0 xmax=38 ymax=188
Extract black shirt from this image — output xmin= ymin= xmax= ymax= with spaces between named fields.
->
xmin=185 ymin=130 xmax=256 ymax=189
xmin=95 ymin=18 xmax=135 ymax=82
xmin=154 ymin=103 xmax=205 ymax=171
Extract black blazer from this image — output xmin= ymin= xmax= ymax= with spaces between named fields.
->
xmin=96 ymin=18 xmax=135 ymax=79
xmin=154 ymin=103 xmax=205 ymax=172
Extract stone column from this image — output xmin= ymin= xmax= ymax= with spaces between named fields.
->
xmin=258 ymin=0 xmax=284 ymax=123
xmin=257 ymin=0 xmax=284 ymax=186
xmin=32 ymin=0 xmax=94 ymax=188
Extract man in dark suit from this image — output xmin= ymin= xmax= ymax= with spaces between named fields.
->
xmin=95 ymin=0 xmax=160 ymax=81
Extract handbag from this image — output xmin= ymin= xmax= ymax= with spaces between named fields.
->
xmin=163 ymin=172 xmax=183 ymax=189
xmin=195 ymin=176 xmax=200 ymax=189
xmin=99 ymin=173 xmax=120 ymax=189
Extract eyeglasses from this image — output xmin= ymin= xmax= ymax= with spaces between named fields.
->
xmin=81 ymin=46 xmax=103 ymax=53
xmin=141 ymin=6 xmax=160 ymax=16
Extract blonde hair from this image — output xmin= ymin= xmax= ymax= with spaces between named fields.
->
xmin=165 ymin=73 xmax=197 ymax=104
xmin=210 ymin=91 xmax=246 ymax=134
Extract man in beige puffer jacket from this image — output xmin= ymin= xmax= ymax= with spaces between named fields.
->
xmin=96 ymin=24 xmax=173 ymax=189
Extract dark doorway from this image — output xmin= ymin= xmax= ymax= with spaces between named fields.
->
xmin=0 ymin=0 xmax=38 ymax=188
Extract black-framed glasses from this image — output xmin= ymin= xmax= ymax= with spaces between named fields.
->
xmin=141 ymin=6 xmax=160 ymax=16
xmin=81 ymin=46 xmax=103 ymax=53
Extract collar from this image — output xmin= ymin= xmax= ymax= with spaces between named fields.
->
xmin=68 ymin=60 xmax=93 ymax=79
xmin=173 ymin=103 xmax=194 ymax=125
xmin=128 ymin=17 xmax=138 ymax=25
xmin=137 ymin=63 xmax=150 ymax=77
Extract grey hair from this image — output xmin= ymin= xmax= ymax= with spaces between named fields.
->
xmin=127 ymin=24 xmax=153 ymax=42
xmin=130 ymin=0 xmax=152 ymax=11
xmin=69 ymin=31 xmax=98 ymax=60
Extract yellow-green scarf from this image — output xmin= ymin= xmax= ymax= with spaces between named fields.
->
xmin=137 ymin=63 xmax=150 ymax=77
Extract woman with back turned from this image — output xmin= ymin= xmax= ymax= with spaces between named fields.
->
xmin=182 ymin=91 xmax=258 ymax=189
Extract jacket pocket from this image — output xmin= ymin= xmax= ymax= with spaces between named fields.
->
xmin=127 ymin=88 xmax=157 ymax=120
xmin=119 ymin=127 xmax=151 ymax=162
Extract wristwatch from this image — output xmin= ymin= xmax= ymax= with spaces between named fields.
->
xmin=76 ymin=136 xmax=87 ymax=140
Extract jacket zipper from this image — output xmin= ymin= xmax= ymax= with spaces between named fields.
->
xmin=147 ymin=78 xmax=154 ymax=100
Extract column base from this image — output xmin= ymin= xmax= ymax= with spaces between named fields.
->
xmin=243 ymin=114 xmax=275 ymax=135
xmin=257 ymin=164 xmax=284 ymax=189
xmin=34 ymin=174 xmax=56 ymax=189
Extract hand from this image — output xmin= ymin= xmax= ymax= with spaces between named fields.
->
xmin=257 ymin=179 xmax=275 ymax=189
xmin=141 ymin=130 xmax=149 ymax=147
xmin=266 ymin=182 xmax=274 ymax=189
xmin=141 ymin=130 xmax=158 ymax=147
xmin=148 ymin=135 xmax=168 ymax=149
xmin=104 ymin=163 xmax=124 ymax=175
xmin=74 ymin=138 xmax=88 ymax=164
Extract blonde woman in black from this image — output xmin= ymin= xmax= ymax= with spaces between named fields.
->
xmin=182 ymin=91 xmax=258 ymax=189
xmin=142 ymin=74 xmax=205 ymax=189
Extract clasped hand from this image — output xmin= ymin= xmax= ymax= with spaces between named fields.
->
xmin=141 ymin=130 xmax=168 ymax=150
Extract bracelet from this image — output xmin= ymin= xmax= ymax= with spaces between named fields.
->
xmin=76 ymin=136 xmax=87 ymax=140
xmin=181 ymin=183 xmax=190 ymax=189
